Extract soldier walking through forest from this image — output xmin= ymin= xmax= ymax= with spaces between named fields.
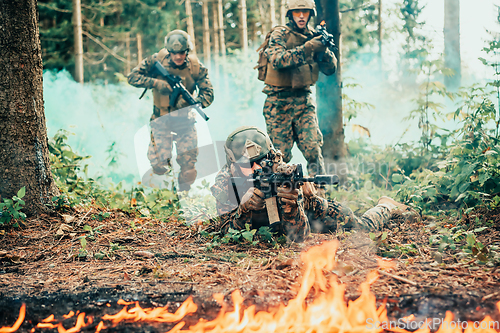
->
xmin=128 ymin=30 xmax=214 ymax=191
xmin=210 ymin=126 xmax=418 ymax=243
xmin=259 ymin=0 xmax=337 ymax=178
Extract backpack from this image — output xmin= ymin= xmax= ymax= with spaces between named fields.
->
xmin=255 ymin=26 xmax=288 ymax=81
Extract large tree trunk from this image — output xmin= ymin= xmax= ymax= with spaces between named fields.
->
xmin=444 ymin=0 xmax=461 ymax=90
xmin=315 ymin=0 xmax=346 ymax=176
xmin=0 ymin=0 xmax=60 ymax=216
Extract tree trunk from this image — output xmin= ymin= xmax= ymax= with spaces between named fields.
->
xmin=202 ymin=0 xmax=211 ymax=67
xmin=280 ymin=0 xmax=286 ymax=25
xmin=125 ymin=32 xmax=131 ymax=74
xmin=136 ymin=33 xmax=143 ymax=64
xmin=185 ymin=0 xmax=197 ymax=54
xmin=218 ymin=0 xmax=226 ymax=62
xmin=73 ymin=0 xmax=84 ymax=83
xmin=314 ymin=0 xmax=346 ymax=175
xmin=270 ymin=0 xmax=276 ymax=28
xmin=239 ymin=0 xmax=248 ymax=53
xmin=378 ymin=0 xmax=383 ymax=71
xmin=444 ymin=0 xmax=461 ymax=90
xmin=258 ymin=2 xmax=268 ymax=36
xmin=0 ymin=0 xmax=60 ymax=216
xmin=212 ymin=3 xmax=220 ymax=89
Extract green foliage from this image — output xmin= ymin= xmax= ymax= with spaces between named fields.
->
xmin=339 ymin=0 xmax=379 ymax=60
xmin=0 ymin=187 xmax=27 ymax=227
xmin=200 ymin=224 xmax=283 ymax=251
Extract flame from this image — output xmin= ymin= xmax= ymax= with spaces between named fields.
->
xmin=101 ymin=296 xmax=198 ymax=325
xmin=376 ymin=257 xmax=396 ymax=270
xmin=2 ymin=240 xmax=500 ymax=332
xmin=320 ymin=20 xmax=326 ymax=26
xmin=0 ymin=304 xmax=25 ymax=332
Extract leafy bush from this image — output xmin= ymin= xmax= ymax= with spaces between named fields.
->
xmin=0 ymin=187 xmax=27 ymax=227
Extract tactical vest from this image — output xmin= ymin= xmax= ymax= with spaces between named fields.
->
xmin=152 ymin=49 xmax=201 ymax=113
xmin=264 ymin=28 xmax=319 ymax=89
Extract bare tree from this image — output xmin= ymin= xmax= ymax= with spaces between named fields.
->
xmin=444 ymin=0 xmax=461 ymax=90
xmin=202 ymin=0 xmax=211 ymax=65
xmin=240 ymin=0 xmax=248 ymax=53
xmin=315 ymin=0 xmax=346 ymax=174
xmin=218 ymin=0 xmax=226 ymax=61
xmin=0 ymin=0 xmax=60 ymax=215
xmin=73 ymin=0 xmax=84 ymax=83
xmin=378 ymin=0 xmax=383 ymax=71
xmin=185 ymin=0 xmax=197 ymax=53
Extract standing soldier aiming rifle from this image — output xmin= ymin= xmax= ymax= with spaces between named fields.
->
xmin=128 ymin=30 xmax=214 ymax=191
xmin=257 ymin=0 xmax=337 ymax=178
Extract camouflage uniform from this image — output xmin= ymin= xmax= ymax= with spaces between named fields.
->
xmin=304 ymin=194 xmax=391 ymax=233
xmin=211 ymin=164 xmax=310 ymax=243
xmin=263 ymin=22 xmax=336 ymax=176
xmin=128 ymin=51 xmax=213 ymax=189
xmin=211 ymin=165 xmax=391 ymax=241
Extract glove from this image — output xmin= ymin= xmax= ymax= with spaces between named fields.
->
xmin=239 ymin=187 xmax=265 ymax=213
xmin=277 ymin=185 xmax=299 ymax=217
xmin=175 ymin=95 xmax=191 ymax=109
xmin=304 ymin=36 xmax=326 ymax=55
xmin=154 ymin=79 xmax=173 ymax=95
xmin=301 ymin=182 xmax=318 ymax=200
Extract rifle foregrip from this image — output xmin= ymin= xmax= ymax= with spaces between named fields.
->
xmin=314 ymin=175 xmax=339 ymax=185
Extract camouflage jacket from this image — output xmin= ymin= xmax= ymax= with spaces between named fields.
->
xmin=263 ymin=22 xmax=337 ymax=95
xmin=128 ymin=52 xmax=214 ymax=109
xmin=210 ymin=164 xmax=310 ymax=242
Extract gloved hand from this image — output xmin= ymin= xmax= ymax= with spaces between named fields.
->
xmin=154 ymin=79 xmax=173 ymax=94
xmin=304 ymin=36 xmax=326 ymax=55
xmin=277 ymin=185 xmax=299 ymax=217
xmin=175 ymin=95 xmax=191 ymax=109
xmin=239 ymin=187 xmax=265 ymax=213
xmin=301 ymin=182 xmax=318 ymax=199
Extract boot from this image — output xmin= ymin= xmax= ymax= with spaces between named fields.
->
xmin=377 ymin=196 xmax=420 ymax=222
xmin=178 ymin=169 xmax=197 ymax=192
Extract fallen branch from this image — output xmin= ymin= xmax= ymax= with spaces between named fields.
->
xmin=377 ymin=269 xmax=418 ymax=286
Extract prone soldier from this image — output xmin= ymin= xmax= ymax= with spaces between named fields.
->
xmin=211 ymin=127 xmax=419 ymax=242
xmin=128 ymin=30 xmax=214 ymax=191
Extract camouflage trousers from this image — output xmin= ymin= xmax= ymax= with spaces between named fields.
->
xmin=306 ymin=197 xmax=391 ymax=233
xmin=148 ymin=113 xmax=198 ymax=188
xmin=263 ymin=93 xmax=325 ymax=176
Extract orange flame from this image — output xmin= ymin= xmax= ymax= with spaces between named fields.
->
xmin=0 ymin=304 xmax=25 ymax=333
xmin=101 ymin=296 xmax=198 ymax=325
xmin=376 ymin=257 xmax=396 ymax=270
xmin=2 ymin=240 xmax=500 ymax=332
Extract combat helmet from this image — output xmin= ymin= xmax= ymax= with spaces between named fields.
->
xmin=286 ymin=0 xmax=316 ymax=17
xmin=224 ymin=126 xmax=274 ymax=166
xmin=165 ymin=30 xmax=192 ymax=53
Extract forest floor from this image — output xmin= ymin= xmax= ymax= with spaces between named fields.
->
xmin=1 ymin=206 xmax=500 ymax=332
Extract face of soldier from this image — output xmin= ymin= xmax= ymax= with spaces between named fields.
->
xmin=238 ymin=161 xmax=263 ymax=177
xmin=292 ymin=9 xmax=310 ymax=29
xmin=171 ymin=51 xmax=187 ymax=66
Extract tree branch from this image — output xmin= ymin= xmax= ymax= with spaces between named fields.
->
xmin=82 ymin=30 xmax=129 ymax=63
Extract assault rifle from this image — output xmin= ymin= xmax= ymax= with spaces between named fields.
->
xmin=313 ymin=21 xmax=338 ymax=53
xmin=231 ymin=161 xmax=339 ymax=223
xmin=139 ymin=61 xmax=209 ymax=121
